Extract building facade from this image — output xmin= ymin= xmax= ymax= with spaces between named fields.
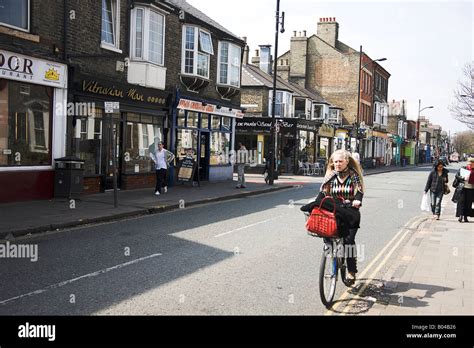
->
xmin=277 ymin=18 xmax=391 ymax=166
xmin=0 ymin=0 xmax=245 ymax=203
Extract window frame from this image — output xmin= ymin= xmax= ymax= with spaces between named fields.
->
xmin=0 ymin=0 xmax=30 ymax=32
xmin=130 ymin=6 xmax=166 ymax=66
xmin=217 ymin=41 xmax=241 ymax=87
xmin=101 ymin=0 xmax=121 ymax=52
xmin=181 ymin=25 xmax=212 ymax=79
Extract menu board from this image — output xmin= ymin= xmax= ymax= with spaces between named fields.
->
xmin=177 ymin=157 xmax=197 ymax=182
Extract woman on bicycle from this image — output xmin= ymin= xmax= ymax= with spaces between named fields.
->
xmin=316 ymin=149 xmax=365 ymax=282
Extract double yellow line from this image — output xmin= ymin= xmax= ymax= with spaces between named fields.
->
xmin=325 ymin=214 xmax=428 ymax=315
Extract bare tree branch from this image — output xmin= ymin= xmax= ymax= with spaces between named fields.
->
xmin=449 ymin=63 xmax=474 ymax=130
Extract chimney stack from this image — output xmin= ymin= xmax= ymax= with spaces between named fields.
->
xmin=290 ymin=29 xmax=308 ymax=88
xmin=242 ymin=37 xmax=249 ymax=65
xmin=317 ymin=17 xmax=339 ymax=47
xmin=258 ymin=45 xmax=272 ymax=75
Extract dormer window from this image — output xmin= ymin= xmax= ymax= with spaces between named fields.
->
xmin=182 ymin=25 xmax=213 ymax=79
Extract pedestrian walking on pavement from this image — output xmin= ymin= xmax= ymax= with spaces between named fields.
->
xmin=453 ymin=158 xmax=474 ymax=223
xmin=424 ymin=159 xmax=449 ymax=220
xmin=150 ymin=141 xmax=175 ymax=196
xmin=236 ymin=142 xmax=247 ymax=189
xmin=313 ymin=149 xmax=364 ymax=283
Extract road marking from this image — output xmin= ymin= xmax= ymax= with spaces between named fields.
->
xmin=340 ymin=216 xmax=425 ymax=315
xmin=0 ymin=253 xmax=163 ymax=306
xmin=214 ymin=217 xmax=281 ymax=238
xmin=324 ymin=215 xmax=426 ymax=315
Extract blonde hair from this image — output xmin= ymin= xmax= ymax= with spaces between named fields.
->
xmin=324 ymin=149 xmax=365 ymax=192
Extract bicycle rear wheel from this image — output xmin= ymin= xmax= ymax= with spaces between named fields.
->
xmin=319 ymin=248 xmax=337 ymax=308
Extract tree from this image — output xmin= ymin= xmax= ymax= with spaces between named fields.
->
xmin=452 ymin=131 xmax=474 ymax=155
xmin=449 ymin=63 xmax=474 ymax=130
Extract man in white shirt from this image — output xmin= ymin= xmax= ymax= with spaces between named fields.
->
xmin=150 ymin=141 xmax=175 ymax=196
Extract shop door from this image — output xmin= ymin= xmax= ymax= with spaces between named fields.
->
xmin=103 ymin=117 xmax=122 ymax=190
xmin=199 ymin=132 xmax=210 ymax=181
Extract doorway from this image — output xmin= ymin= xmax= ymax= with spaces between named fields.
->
xmin=199 ymin=131 xmax=210 ymax=181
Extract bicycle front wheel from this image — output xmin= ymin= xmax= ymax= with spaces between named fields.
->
xmin=319 ymin=248 xmax=337 ymax=308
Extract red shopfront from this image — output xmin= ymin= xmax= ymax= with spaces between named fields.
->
xmin=0 ymin=50 xmax=68 ymax=203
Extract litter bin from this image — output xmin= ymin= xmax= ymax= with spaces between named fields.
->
xmin=54 ymin=156 xmax=85 ymax=198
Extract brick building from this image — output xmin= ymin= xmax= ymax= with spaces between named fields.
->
xmin=277 ymin=18 xmax=391 ymax=166
xmin=0 ymin=0 xmax=245 ymax=203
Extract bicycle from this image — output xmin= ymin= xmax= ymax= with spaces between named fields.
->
xmin=304 ymin=204 xmax=354 ymax=309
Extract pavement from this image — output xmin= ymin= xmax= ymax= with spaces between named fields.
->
xmin=0 ymin=164 xmax=431 ymax=240
xmin=327 ymin=181 xmax=474 ymax=316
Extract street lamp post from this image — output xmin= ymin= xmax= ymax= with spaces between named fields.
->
xmin=269 ymin=0 xmax=285 ymax=185
xmin=355 ymin=45 xmax=386 ymax=160
xmin=416 ymin=100 xmax=434 ymax=165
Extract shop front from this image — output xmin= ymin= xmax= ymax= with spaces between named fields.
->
xmin=172 ymin=97 xmax=244 ymax=182
xmin=0 ymin=50 xmax=68 ymax=203
xmin=373 ymin=130 xmax=389 ymax=166
xmin=71 ymin=75 xmax=171 ymax=193
xmin=235 ymin=117 xmax=319 ymax=175
xmin=316 ymin=124 xmax=335 ymax=161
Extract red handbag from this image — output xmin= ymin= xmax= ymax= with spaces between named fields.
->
xmin=305 ymin=196 xmax=339 ymax=238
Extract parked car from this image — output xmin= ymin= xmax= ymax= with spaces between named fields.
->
xmin=449 ymin=153 xmax=460 ymax=163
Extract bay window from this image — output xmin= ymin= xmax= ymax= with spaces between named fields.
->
xmin=182 ymin=25 xmax=213 ymax=78
xmin=131 ymin=6 xmax=165 ymax=65
xmin=218 ymin=42 xmax=241 ymax=87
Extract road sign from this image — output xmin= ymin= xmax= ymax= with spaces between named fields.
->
xmin=105 ymin=102 xmax=120 ymax=114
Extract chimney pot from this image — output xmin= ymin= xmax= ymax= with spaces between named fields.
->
xmin=255 ymin=49 xmax=259 ymax=57
xmin=242 ymin=36 xmax=247 ymax=43
xmin=293 ymin=30 xmax=297 ymax=37
xmin=303 ymin=30 xmax=307 ymax=36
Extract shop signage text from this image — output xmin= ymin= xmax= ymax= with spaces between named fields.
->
xmin=0 ymin=50 xmax=67 ymax=88
xmin=82 ymin=80 xmax=167 ymax=106
xmin=177 ymin=98 xmax=244 ymax=119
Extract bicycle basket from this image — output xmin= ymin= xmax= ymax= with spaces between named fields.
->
xmin=305 ymin=196 xmax=339 ymax=238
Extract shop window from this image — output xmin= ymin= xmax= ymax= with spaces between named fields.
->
xmin=201 ymin=114 xmax=210 ymax=130
xmin=218 ymin=42 xmax=241 ymax=87
xmin=101 ymin=0 xmax=121 ymax=51
xmin=210 ymin=132 xmax=230 ymax=166
xmin=0 ymin=80 xmax=52 ymax=167
xmin=177 ymin=109 xmax=186 ymax=127
xmin=124 ymin=117 xmax=163 ymax=174
xmin=76 ymin=110 xmax=103 ymax=176
xmin=187 ymin=112 xmax=199 ymax=128
xmin=176 ymin=129 xmax=198 ymax=161
xmin=131 ymin=6 xmax=165 ymax=65
xmin=0 ymin=0 xmax=29 ymax=31
xmin=182 ymin=25 xmax=212 ymax=78
xmin=222 ymin=117 xmax=231 ymax=131
xmin=211 ymin=115 xmax=221 ymax=130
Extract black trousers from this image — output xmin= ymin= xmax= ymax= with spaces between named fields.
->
xmin=155 ymin=169 xmax=167 ymax=193
xmin=324 ymin=228 xmax=359 ymax=273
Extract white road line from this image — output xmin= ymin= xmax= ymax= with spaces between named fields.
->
xmin=214 ymin=217 xmax=281 ymax=238
xmin=0 ymin=253 xmax=163 ymax=306
xmin=340 ymin=216 xmax=425 ymax=315
xmin=325 ymin=215 xmax=426 ymax=315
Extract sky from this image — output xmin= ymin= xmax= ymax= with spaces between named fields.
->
xmin=187 ymin=0 xmax=473 ymax=134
